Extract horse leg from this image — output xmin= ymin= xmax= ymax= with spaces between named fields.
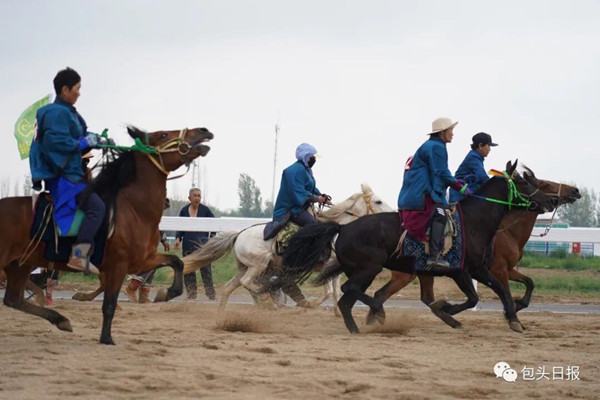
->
xmin=219 ymin=260 xmax=247 ymax=312
xmin=72 ymin=272 xmax=105 ymax=301
xmin=151 ymin=254 xmax=184 ymax=302
xmin=429 ymin=272 xmax=478 ymax=329
xmin=239 ymin=264 xmax=274 ymax=309
xmin=508 ymin=268 xmax=534 ymax=312
xmin=471 ymin=267 xmax=523 ymax=333
xmin=99 ymin=263 xmax=128 ymax=345
xmin=332 ymin=275 xmax=342 ymax=317
xmin=367 ymin=270 xmax=416 ymax=325
xmin=25 ymin=279 xmax=45 ymax=307
xmin=3 ymin=262 xmax=72 ymax=332
xmin=339 ymin=268 xmax=383 ymax=333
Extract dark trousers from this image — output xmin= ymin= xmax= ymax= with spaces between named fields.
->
xmin=75 ymin=192 xmax=106 ymax=245
xmin=184 ymin=265 xmax=215 ymax=298
xmin=290 ymin=210 xmax=318 ymax=227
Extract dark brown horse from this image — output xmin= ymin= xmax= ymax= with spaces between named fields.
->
xmin=0 ymin=126 xmax=213 ymax=344
xmin=368 ymin=169 xmax=580 ymax=327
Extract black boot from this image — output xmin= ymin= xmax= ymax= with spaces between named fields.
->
xmin=426 ymin=218 xmax=450 ymax=268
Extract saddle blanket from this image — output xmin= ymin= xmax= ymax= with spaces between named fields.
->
xmin=30 ymin=194 xmax=107 ymax=266
xmin=403 ymin=204 xmax=465 ymax=272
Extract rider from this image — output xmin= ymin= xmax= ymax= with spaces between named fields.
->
xmin=272 ymin=143 xmax=332 ymax=228
xmin=397 ymin=117 xmax=469 ymax=268
xmin=29 ymin=67 xmax=107 ymax=275
xmin=449 ymin=132 xmax=498 ymax=203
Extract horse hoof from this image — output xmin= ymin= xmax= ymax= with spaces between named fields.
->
xmin=334 ymin=308 xmax=342 ymax=318
xmin=429 ymin=300 xmax=448 ymax=312
xmin=100 ymin=337 xmax=116 ymax=345
xmin=509 ymin=321 xmax=524 ymax=333
xmin=56 ymin=319 xmax=73 ymax=332
xmin=375 ymin=311 xmax=386 ymax=325
xmin=153 ymin=289 xmax=167 ymax=303
xmin=366 ymin=311 xmax=377 ymax=326
xmin=72 ymin=292 xmax=87 ymax=301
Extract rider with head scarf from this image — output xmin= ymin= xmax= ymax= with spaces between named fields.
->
xmin=272 ymin=143 xmax=332 ymax=227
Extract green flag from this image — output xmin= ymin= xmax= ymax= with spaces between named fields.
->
xmin=14 ymin=94 xmax=52 ymax=159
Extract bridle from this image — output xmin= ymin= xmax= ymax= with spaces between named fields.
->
xmin=144 ymin=128 xmax=195 ymax=179
xmin=529 ymin=182 xmax=562 ymax=238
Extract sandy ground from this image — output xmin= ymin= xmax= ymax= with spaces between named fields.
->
xmin=1 ymin=296 xmax=599 ymax=400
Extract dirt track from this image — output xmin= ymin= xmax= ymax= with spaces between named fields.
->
xmin=1 ymin=299 xmax=598 ymax=400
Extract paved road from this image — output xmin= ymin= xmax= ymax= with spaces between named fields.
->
xmin=5 ymin=290 xmax=600 ymax=314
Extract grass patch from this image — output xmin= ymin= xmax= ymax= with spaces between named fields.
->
xmin=520 ymin=253 xmax=600 ymax=271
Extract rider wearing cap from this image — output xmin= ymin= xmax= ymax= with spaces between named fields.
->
xmin=29 ymin=67 xmax=107 ymax=275
xmin=272 ymin=143 xmax=331 ymax=227
xmin=397 ymin=117 xmax=469 ymax=268
xmin=449 ymin=132 xmax=498 ymax=203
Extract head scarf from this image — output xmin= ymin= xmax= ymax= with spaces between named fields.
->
xmin=295 ymin=143 xmax=317 ymax=167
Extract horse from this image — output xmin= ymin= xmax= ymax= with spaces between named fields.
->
xmin=0 ymin=126 xmax=213 ymax=344
xmin=279 ymin=161 xmax=556 ymax=334
xmin=182 ymin=184 xmax=394 ymax=313
xmin=367 ymin=167 xmax=581 ymax=327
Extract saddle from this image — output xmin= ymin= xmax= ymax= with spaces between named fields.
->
xmin=30 ymin=193 xmax=108 ymax=265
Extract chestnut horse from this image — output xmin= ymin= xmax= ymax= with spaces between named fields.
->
xmin=0 ymin=126 xmax=213 ymax=344
xmin=367 ymin=168 xmax=580 ymax=327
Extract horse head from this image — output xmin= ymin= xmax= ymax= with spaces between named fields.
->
xmin=316 ymin=184 xmax=393 ymax=224
xmin=521 ymin=164 xmax=581 ymax=207
xmin=505 ymin=160 xmax=555 ymax=213
xmin=127 ymin=126 xmax=214 ymax=173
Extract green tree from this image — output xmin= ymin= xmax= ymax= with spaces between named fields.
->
xmin=558 ymin=187 xmax=598 ymax=227
xmin=237 ymin=173 xmax=265 ymax=217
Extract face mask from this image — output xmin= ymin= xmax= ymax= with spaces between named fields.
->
xmin=308 ymin=156 xmax=316 ymax=168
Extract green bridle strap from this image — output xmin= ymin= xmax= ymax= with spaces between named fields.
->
xmin=469 ymin=170 xmax=532 ymax=209
xmin=95 ymin=129 xmax=158 ymax=154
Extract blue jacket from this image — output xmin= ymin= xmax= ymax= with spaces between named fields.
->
xmin=273 ymin=160 xmax=321 ymax=219
xmin=397 ymin=136 xmax=457 ymax=210
xmin=176 ymin=204 xmax=215 ymax=256
xmin=29 ymin=98 xmax=88 ymax=183
xmin=449 ymin=149 xmax=489 ymax=202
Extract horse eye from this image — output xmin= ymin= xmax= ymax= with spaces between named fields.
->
xmin=160 ymin=133 xmax=168 ymax=139
xmin=375 ymin=200 xmax=382 ymax=205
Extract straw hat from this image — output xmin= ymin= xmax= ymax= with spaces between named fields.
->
xmin=429 ymin=117 xmax=458 ymax=134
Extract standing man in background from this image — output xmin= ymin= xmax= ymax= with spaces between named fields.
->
xmin=175 ymin=188 xmax=216 ymax=300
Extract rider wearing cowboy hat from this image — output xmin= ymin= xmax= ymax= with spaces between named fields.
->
xmin=398 ymin=117 xmax=469 ymax=268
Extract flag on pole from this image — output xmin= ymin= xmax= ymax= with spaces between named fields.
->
xmin=14 ymin=94 xmax=52 ymax=159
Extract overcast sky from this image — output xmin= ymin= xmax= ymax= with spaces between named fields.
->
xmin=1 ymin=0 xmax=599 ymax=210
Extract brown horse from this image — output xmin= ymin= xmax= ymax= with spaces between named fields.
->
xmin=0 ymin=126 xmax=213 ymax=344
xmin=368 ymin=169 xmax=580 ymax=326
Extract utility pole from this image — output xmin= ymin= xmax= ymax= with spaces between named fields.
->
xmin=271 ymin=121 xmax=280 ymax=205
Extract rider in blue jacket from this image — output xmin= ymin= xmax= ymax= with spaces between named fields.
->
xmin=398 ymin=117 xmax=468 ymax=268
xmin=29 ymin=67 xmax=107 ymax=275
xmin=449 ymin=132 xmax=498 ymax=203
xmin=273 ymin=143 xmax=331 ymax=227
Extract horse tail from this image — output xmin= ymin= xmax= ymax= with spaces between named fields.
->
xmin=313 ymin=262 xmax=344 ymax=287
xmin=282 ymin=222 xmax=340 ymax=285
xmin=182 ymin=231 xmax=240 ymax=274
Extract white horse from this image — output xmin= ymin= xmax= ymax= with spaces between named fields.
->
xmin=182 ymin=184 xmax=394 ymax=314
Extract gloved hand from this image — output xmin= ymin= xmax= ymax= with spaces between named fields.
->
xmin=99 ymin=137 xmax=115 ymax=146
xmin=84 ymin=133 xmax=100 ymax=148
xmin=459 ymin=184 xmax=471 ymax=196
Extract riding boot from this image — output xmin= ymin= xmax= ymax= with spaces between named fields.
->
xmin=426 ymin=219 xmax=450 ymax=268
xmin=67 ymin=243 xmax=100 ymax=276
xmin=281 ymin=283 xmax=308 ymax=307
xmin=125 ymin=279 xmax=142 ymax=303
xmin=139 ymin=287 xmax=152 ymax=304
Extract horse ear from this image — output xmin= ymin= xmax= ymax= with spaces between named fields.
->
xmin=361 ymin=183 xmax=373 ymax=197
xmin=127 ymin=126 xmax=146 ymax=141
xmin=506 ymin=159 xmax=518 ymax=177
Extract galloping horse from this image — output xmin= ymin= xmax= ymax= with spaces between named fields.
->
xmin=367 ymin=167 xmax=581 ymax=326
xmin=182 ymin=184 xmax=393 ymax=313
xmin=0 ymin=126 xmax=213 ymax=344
xmin=279 ymin=161 xmax=555 ymax=333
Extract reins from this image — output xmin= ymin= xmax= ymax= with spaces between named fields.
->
xmin=468 ymin=171 xmax=533 ymax=210
xmin=97 ymin=128 xmax=193 ymax=180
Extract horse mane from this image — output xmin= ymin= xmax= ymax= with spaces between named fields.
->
xmin=319 ymin=193 xmax=361 ymax=219
xmin=80 ymin=127 xmax=143 ymax=208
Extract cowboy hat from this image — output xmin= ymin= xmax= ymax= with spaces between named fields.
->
xmin=429 ymin=117 xmax=458 ymax=134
